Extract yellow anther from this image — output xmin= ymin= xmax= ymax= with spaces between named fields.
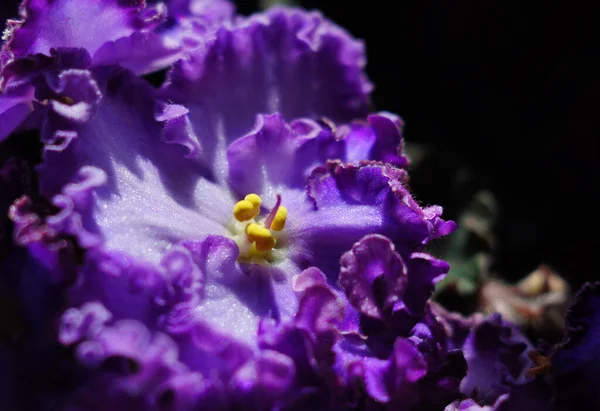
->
xmin=233 ymin=194 xmax=262 ymax=222
xmin=255 ymin=236 xmax=276 ymax=252
xmin=245 ymin=223 xmax=272 ymax=242
xmin=233 ymin=200 xmax=258 ymax=222
xmin=270 ymin=206 xmax=287 ymax=231
xmin=244 ymin=193 xmax=262 ymax=210
xmin=230 ymin=193 xmax=284 ymax=259
xmin=245 ymin=223 xmax=276 ymax=252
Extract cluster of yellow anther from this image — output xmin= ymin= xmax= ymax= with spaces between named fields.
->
xmin=232 ymin=193 xmax=287 ymax=255
xmin=233 ymin=193 xmax=262 ymax=221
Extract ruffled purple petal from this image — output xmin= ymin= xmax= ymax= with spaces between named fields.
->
xmin=229 ymin=349 xmax=296 ymax=410
xmin=459 ymin=314 xmax=534 ymax=405
xmin=428 ymin=304 xmax=550 ymax=409
xmin=552 ymin=281 xmax=600 ymax=411
xmin=58 ymin=266 xmax=344 ymax=409
xmin=258 ymin=268 xmax=345 ymax=365
xmin=92 ymin=30 xmax=182 ymax=76
xmin=410 ymin=305 xmax=468 ymax=410
xmin=334 ymin=300 xmax=467 ymax=409
xmin=339 ymin=234 xmax=408 ymax=323
xmin=1 ymin=45 xmax=92 ymax=82
xmin=336 ymin=335 xmax=427 ymax=407
xmin=40 ymin=68 xmax=102 ymax=127
xmin=9 ymin=195 xmax=78 ymax=278
xmin=306 ymin=161 xmax=454 ymax=245
xmin=63 ymin=265 xmax=344 ymax=409
xmin=405 ymin=253 xmax=451 ymax=317
xmin=366 ymin=338 xmax=428 ymax=406
xmin=63 ymin=246 xmax=196 ymax=330
xmin=2 ymin=0 xmax=175 ymax=74
xmin=60 ymin=318 xmax=194 ymax=410
xmin=293 ymin=261 xmax=463 ymax=409
xmin=289 ymin=161 xmax=456 ymax=276
xmin=94 ymin=0 xmax=237 ymax=77
xmin=57 ymin=234 xmax=301 ymax=401
xmin=76 ymin=319 xmax=181 ymax=375
xmin=160 ymin=7 xmax=372 ymax=180
xmin=339 ymin=235 xmax=450 ymax=333
xmin=431 ymin=302 xmax=486 ymax=351
xmin=254 ymin=268 xmax=347 ymax=406
xmin=59 ymin=301 xmax=112 ymax=345
xmin=0 ymin=4 xmax=490 ymax=410
xmin=61 ymin=233 xmax=298 ymax=357
xmin=36 ymin=67 xmax=231 ymax=262
xmin=227 ymin=112 xmax=408 ymax=198
xmin=345 ymin=112 xmax=408 ymax=167
xmin=0 ymin=47 xmax=93 ymax=143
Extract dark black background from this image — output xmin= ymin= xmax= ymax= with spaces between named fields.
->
xmin=2 ymin=0 xmax=599 ymax=288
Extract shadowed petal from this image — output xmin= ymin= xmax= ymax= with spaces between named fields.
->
xmin=552 ymin=281 xmax=600 ymax=411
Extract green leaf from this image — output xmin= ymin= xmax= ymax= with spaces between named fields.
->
xmin=434 ymin=191 xmax=498 ymax=296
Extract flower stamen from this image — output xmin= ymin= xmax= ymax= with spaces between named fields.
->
xmin=233 ymin=193 xmax=262 ymax=222
xmin=270 ymin=206 xmax=287 ymax=232
xmin=264 ymin=194 xmax=287 ymax=231
xmin=229 ymin=193 xmax=288 ymax=262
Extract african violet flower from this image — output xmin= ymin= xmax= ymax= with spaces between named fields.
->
xmin=0 ymin=1 xmax=557 ymax=410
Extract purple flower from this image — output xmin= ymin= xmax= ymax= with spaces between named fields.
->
xmin=0 ymin=1 xmax=556 ymax=410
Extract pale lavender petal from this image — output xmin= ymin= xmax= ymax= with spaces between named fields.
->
xmin=180 ymin=235 xmax=299 ymax=345
xmin=160 ymin=7 xmax=372 ymax=180
xmin=37 ymin=67 xmax=231 ymax=262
